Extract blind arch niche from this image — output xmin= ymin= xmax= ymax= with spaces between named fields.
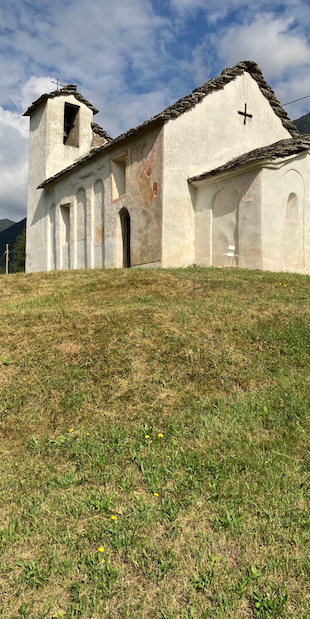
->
xmin=212 ymin=187 xmax=239 ymax=267
xmin=282 ymin=170 xmax=304 ymax=270
xmin=76 ymin=188 xmax=87 ymax=269
xmin=94 ymin=180 xmax=104 ymax=268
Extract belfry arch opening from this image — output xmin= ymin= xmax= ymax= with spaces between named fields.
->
xmin=64 ymin=103 xmax=80 ymax=147
xmin=120 ymin=208 xmax=131 ymax=268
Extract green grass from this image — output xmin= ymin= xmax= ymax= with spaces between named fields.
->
xmin=0 ymin=266 xmax=310 ymax=618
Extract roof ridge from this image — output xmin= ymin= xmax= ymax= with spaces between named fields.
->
xmin=23 ymin=87 xmax=98 ymax=116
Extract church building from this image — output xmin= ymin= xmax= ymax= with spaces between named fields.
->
xmin=24 ymin=60 xmax=310 ymax=274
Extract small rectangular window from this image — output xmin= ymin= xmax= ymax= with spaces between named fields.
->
xmin=111 ymin=155 xmax=126 ymax=200
xmin=64 ymin=103 xmax=80 ymax=146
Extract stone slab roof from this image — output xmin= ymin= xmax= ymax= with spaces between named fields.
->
xmin=38 ymin=60 xmax=299 ymax=189
xmin=91 ymin=123 xmax=113 ymax=141
xmin=23 ymin=84 xmax=98 ymax=116
xmin=188 ymin=136 xmax=310 ymax=183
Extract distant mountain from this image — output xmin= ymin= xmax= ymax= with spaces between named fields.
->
xmin=0 ymin=219 xmax=16 ymax=233
xmin=293 ymin=112 xmax=310 ymax=135
xmin=0 ymin=218 xmax=26 ymax=272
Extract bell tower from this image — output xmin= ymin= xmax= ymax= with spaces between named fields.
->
xmin=23 ymin=84 xmax=99 ymax=272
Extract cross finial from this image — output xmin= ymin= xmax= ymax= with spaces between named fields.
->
xmin=51 ymin=78 xmax=64 ymax=90
xmin=238 ymin=103 xmax=252 ymax=125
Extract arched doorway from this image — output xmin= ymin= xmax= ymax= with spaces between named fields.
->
xmin=120 ymin=208 xmax=131 ymax=268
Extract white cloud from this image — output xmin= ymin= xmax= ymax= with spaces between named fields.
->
xmin=169 ymin=0 xmax=211 ymax=12
xmin=169 ymin=0 xmax=310 ymax=23
xmin=103 ymin=87 xmax=173 ymax=136
xmin=219 ymin=13 xmax=310 ymax=79
xmin=0 ymin=123 xmax=28 ymax=221
xmin=274 ymin=69 xmax=310 ymax=120
xmin=0 ymin=107 xmax=28 ymax=139
xmin=18 ymin=76 xmax=55 ymax=112
xmin=178 ymin=41 xmax=212 ymax=86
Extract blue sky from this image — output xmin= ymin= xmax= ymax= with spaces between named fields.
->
xmin=1 ymin=0 xmax=310 ymax=221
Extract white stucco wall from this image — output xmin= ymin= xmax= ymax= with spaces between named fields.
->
xmin=44 ymin=157 xmax=124 ymax=273
xmin=42 ymin=157 xmax=111 ymax=273
xmin=26 ymin=121 xmax=164 ymax=273
xmin=194 ymin=168 xmax=263 ymax=269
xmin=162 ymin=72 xmax=292 ymax=267
xmin=192 ymin=152 xmax=310 ymax=275
xmin=46 ymin=95 xmax=94 ymax=179
xmin=261 ymin=154 xmax=310 ymax=274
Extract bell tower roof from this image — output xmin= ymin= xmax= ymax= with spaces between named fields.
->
xmin=23 ymin=84 xmax=98 ymax=117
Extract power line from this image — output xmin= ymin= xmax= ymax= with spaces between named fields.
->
xmin=282 ymin=94 xmax=310 ymax=106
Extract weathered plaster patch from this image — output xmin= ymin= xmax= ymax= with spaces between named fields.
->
xmin=243 ymin=173 xmax=261 ymax=202
xmin=134 ymin=141 xmax=157 ymax=208
xmin=95 ymin=225 xmax=104 ymax=243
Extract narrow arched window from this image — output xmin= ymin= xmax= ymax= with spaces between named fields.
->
xmin=119 ymin=208 xmax=130 ymax=268
xmin=286 ymin=193 xmax=298 ymax=223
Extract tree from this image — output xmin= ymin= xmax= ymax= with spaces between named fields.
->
xmin=11 ymin=228 xmax=26 ymax=272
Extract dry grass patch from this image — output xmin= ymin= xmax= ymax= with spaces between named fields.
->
xmin=0 ymin=266 xmax=310 ymax=617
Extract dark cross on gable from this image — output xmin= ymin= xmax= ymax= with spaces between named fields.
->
xmin=238 ymin=103 xmax=252 ymax=125
xmin=51 ymin=78 xmax=64 ymax=90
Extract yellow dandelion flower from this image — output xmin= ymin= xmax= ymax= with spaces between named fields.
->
xmin=86 ymin=432 xmax=90 ymax=435
xmin=69 ymin=429 xmax=74 ymax=433
xmin=145 ymin=435 xmax=150 ymax=439
xmin=98 ymin=547 xmax=104 ymax=553
xmin=291 ymin=289 xmax=294 ymax=292
xmin=284 ymin=284 xmax=287 ymax=287
xmin=154 ymin=493 xmax=159 ymax=496
xmin=157 ymin=433 xmax=164 ymax=438
xmin=111 ymin=515 xmax=117 ymax=520
xmin=279 ymin=282 xmax=282 ymax=285
xmin=101 ymin=558 xmax=105 ymax=563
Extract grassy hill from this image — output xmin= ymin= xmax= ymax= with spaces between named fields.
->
xmin=293 ymin=112 xmax=310 ymax=134
xmin=0 ymin=266 xmax=310 ymax=618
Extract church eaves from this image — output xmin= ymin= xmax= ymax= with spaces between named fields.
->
xmin=23 ymin=84 xmax=99 ymax=117
xmin=38 ymin=60 xmax=299 ymax=189
xmin=188 ymin=136 xmax=310 ymax=183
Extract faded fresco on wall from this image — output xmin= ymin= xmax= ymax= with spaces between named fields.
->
xmin=131 ymin=141 xmax=158 ymax=209
xmin=125 ymin=129 xmax=163 ymax=266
